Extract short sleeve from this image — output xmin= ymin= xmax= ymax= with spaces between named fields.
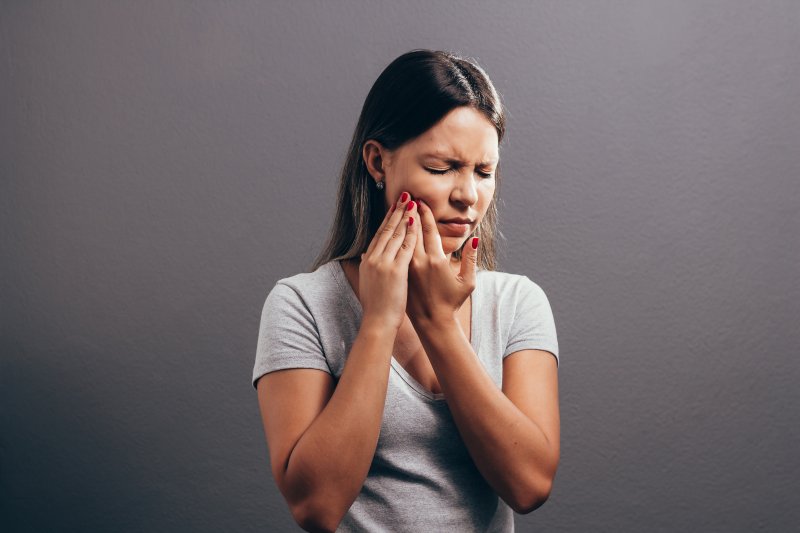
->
xmin=502 ymin=276 xmax=560 ymax=367
xmin=252 ymin=282 xmax=332 ymax=389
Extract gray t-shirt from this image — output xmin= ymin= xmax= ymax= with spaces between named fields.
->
xmin=252 ymin=260 xmax=559 ymax=532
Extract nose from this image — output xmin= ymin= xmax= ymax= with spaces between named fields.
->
xmin=450 ymin=169 xmax=479 ymax=207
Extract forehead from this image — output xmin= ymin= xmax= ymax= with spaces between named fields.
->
xmin=411 ymin=108 xmax=499 ymax=164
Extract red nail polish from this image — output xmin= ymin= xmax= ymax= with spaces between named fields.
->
xmin=408 ymin=216 xmax=414 ymax=227
xmin=472 ymin=237 xmax=479 ymax=249
xmin=406 ymin=200 xmax=415 ymax=211
xmin=400 ymin=192 xmax=409 ymax=203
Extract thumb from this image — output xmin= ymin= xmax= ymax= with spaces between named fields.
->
xmin=459 ymin=237 xmax=479 ymax=288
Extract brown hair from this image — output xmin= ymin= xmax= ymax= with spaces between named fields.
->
xmin=310 ymin=49 xmax=507 ymax=272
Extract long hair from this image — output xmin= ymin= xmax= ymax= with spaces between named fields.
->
xmin=310 ymin=49 xmax=507 ymax=272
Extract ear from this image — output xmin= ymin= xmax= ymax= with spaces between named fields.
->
xmin=362 ymin=140 xmax=392 ymax=182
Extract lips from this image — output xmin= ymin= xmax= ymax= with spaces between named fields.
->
xmin=438 ymin=220 xmax=472 ymax=235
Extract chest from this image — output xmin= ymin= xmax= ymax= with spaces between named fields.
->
xmin=339 ymin=259 xmax=474 ymax=396
xmin=392 ymin=301 xmax=471 ymax=396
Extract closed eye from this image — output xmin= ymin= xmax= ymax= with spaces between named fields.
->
xmin=425 ymin=167 xmax=493 ymax=178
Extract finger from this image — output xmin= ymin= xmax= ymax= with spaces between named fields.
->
xmin=394 ymin=206 xmax=419 ymax=264
xmin=416 ymin=200 xmax=445 ymax=258
xmin=371 ymin=194 xmax=413 ymax=257
xmin=363 ymin=201 xmax=395 ymax=257
xmin=459 ymin=236 xmax=479 ymax=287
xmin=413 ymin=201 xmax=426 ymax=261
xmin=384 ymin=200 xmax=417 ymax=259
xmin=365 ymin=192 xmax=410 ymax=257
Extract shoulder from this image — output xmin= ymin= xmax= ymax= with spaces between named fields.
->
xmin=476 ymin=269 xmax=555 ymax=322
xmin=270 ymin=261 xmax=339 ymax=296
xmin=260 ymin=261 xmax=344 ymax=316
xmin=477 ymin=268 xmax=547 ymax=299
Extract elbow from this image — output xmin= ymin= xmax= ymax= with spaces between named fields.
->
xmin=511 ymin=487 xmax=550 ymax=515
xmin=511 ymin=450 xmax=559 ymax=514
xmin=291 ymin=498 xmax=342 ymax=533
xmin=509 ymin=477 xmax=554 ymax=515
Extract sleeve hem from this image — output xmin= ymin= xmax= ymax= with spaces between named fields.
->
xmin=252 ymin=354 xmax=333 ymax=389
xmin=502 ymin=341 xmax=559 ymax=367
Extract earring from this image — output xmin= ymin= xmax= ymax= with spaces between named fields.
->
xmin=375 ymin=179 xmax=385 ymax=190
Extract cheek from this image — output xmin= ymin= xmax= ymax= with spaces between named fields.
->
xmin=405 ymin=176 xmax=440 ymax=202
xmin=478 ymin=183 xmax=495 ymax=205
xmin=390 ymin=168 xmax=427 ymax=196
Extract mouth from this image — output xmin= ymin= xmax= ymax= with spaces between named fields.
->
xmin=440 ymin=218 xmax=474 ymax=224
xmin=438 ymin=220 xmax=473 ymax=235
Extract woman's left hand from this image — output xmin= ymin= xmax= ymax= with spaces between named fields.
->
xmin=406 ymin=199 xmax=479 ymax=326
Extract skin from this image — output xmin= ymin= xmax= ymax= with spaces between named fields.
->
xmin=365 ymin=105 xmax=498 ymax=265
xmin=257 ymin=106 xmax=560 ymax=531
xmin=357 ymin=105 xmax=499 ymax=322
xmin=357 ymin=106 xmax=559 ymax=511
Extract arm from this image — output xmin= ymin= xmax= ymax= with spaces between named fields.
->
xmin=411 ymin=317 xmax=560 ymax=514
xmin=257 ymin=318 xmax=396 ymax=532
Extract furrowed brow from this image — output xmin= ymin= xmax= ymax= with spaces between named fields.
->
xmin=422 ymin=153 xmax=499 ymax=167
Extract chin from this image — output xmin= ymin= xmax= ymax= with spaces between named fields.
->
xmin=440 ymin=236 xmax=469 ymax=253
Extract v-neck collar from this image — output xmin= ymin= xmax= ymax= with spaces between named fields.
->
xmin=328 ymin=259 xmax=481 ymax=401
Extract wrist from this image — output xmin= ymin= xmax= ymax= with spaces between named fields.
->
xmin=410 ymin=312 xmax=459 ymax=332
xmin=360 ymin=315 xmax=401 ymax=338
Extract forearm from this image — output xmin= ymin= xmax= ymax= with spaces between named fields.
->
xmin=413 ymin=317 xmax=556 ymax=512
xmin=286 ymin=319 xmax=394 ymax=530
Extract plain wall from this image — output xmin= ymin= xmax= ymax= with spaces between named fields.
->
xmin=2 ymin=1 xmax=798 ymax=531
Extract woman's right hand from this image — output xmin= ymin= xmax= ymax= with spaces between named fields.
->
xmin=358 ymin=191 xmax=418 ymax=332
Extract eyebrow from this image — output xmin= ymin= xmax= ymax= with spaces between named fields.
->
xmin=421 ymin=153 xmax=499 ymax=167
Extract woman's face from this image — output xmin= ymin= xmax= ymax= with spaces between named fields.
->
xmin=364 ymin=106 xmax=499 ymax=257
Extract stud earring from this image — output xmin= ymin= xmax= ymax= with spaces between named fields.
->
xmin=375 ymin=179 xmax=385 ymax=190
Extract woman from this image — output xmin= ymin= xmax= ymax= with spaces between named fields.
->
xmin=253 ymin=49 xmax=560 ymax=532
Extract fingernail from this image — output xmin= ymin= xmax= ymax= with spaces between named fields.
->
xmin=400 ymin=192 xmax=409 ymax=203
xmin=406 ymin=200 xmax=415 ymax=211
xmin=472 ymin=237 xmax=479 ymax=249
xmin=408 ymin=216 xmax=414 ymax=227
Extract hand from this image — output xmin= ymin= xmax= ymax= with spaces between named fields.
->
xmin=406 ymin=199 xmax=479 ymax=325
xmin=358 ymin=192 xmax=419 ymax=332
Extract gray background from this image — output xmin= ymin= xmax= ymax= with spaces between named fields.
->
xmin=2 ymin=1 xmax=798 ymax=532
